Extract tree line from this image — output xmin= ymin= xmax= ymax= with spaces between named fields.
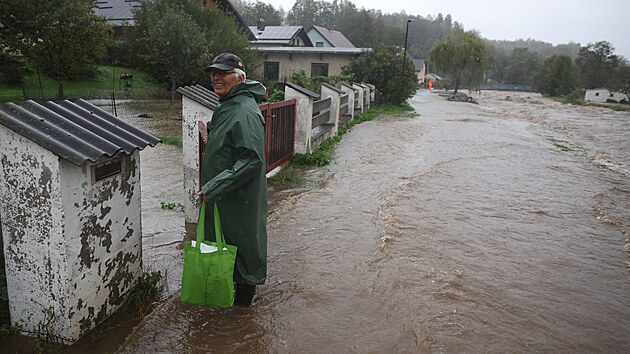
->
xmin=236 ymin=0 xmax=629 ymax=99
xmin=1 ymin=0 xmax=628 ymax=103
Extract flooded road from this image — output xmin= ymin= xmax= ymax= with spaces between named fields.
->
xmin=118 ymin=90 xmax=629 ymax=353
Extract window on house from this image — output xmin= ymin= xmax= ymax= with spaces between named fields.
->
xmin=316 ymin=42 xmax=324 ymax=47
xmin=595 ymin=92 xmax=600 ymax=96
xmin=311 ymin=63 xmax=329 ymax=77
xmin=264 ymin=61 xmax=280 ymax=81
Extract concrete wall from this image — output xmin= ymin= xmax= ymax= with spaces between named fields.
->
xmin=60 ymin=152 xmax=142 ymax=341
xmin=254 ymin=52 xmax=355 ymax=81
xmin=182 ymin=96 xmax=214 ymax=224
xmin=0 ymin=126 xmax=143 ymax=342
xmin=0 ymin=127 xmax=66 ymax=337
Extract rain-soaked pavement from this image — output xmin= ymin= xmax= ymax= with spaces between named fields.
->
xmin=4 ymin=91 xmax=629 ymax=352
xmin=112 ymin=90 xmax=630 ymax=353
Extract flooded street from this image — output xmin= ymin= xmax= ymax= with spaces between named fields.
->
xmin=116 ymin=90 xmax=629 ymax=353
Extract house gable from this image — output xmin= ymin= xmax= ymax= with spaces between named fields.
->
xmin=307 ymin=25 xmax=356 ymax=48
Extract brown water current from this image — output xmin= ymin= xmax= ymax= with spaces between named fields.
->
xmin=113 ymin=91 xmax=629 ymax=353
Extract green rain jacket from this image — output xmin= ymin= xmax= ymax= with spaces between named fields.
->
xmin=200 ymin=79 xmax=267 ymax=285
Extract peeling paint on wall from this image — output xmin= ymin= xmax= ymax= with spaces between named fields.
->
xmin=182 ymin=97 xmax=214 ymax=224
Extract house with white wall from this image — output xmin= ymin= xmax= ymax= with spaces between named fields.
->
xmin=584 ymin=88 xmax=629 ymax=103
xmin=256 ymin=46 xmax=366 ymax=82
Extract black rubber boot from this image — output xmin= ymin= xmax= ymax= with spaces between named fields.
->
xmin=234 ymin=284 xmax=256 ymax=307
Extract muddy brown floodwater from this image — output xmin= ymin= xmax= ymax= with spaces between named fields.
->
xmin=111 ymin=90 xmax=630 ymax=353
xmin=6 ymin=91 xmax=628 ymax=352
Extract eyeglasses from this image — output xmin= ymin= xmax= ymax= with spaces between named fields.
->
xmin=210 ymin=70 xmax=235 ymax=78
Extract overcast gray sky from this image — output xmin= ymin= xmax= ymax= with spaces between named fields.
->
xmin=265 ymin=0 xmax=630 ymax=59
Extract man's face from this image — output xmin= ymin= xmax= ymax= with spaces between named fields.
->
xmin=211 ymin=70 xmax=239 ymax=98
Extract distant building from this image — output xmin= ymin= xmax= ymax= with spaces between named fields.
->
xmin=249 ymin=24 xmax=366 ymax=82
xmin=584 ymin=88 xmax=629 ymax=103
xmin=94 ymin=0 xmax=254 ymax=39
xmin=413 ymin=59 xmax=426 ymax=84
xmin=255 ymin=46 xmax=366 ymax=82
xmin=93 ymin=0 xmax=140 ymax=27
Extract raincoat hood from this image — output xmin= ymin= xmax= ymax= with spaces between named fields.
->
xmin=221 ymin=79 xmax=267 ymax=103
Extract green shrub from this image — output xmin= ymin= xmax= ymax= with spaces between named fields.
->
xmin=557 ymin=89 xmax=585 ymax=105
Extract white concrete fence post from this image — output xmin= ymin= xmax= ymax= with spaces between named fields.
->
xmin=340 ymin=83 xmax=356 ymax=121
xmin=365 ymin=83 xmax=376 ymax=104
xmin=352 ymin=83 xmax=366 ymax=113
xmin=320 ymin=83 xmax=343 ymax=136
xmin=177 ymin=85 xmax=219 ymax=224
xmin=284 ymin=82 xmax=318 ymax=154
xmin=362 ymin=84 xmax=371 ymax=110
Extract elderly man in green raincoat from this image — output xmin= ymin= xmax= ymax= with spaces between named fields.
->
xmin=199 ymin=53 xmax=267 ymax=307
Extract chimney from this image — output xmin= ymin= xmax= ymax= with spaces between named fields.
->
xmin=257 ymin=18 xmax=265 ymax=32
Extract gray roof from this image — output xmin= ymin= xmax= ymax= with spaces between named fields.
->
xmin=413 ymin=59 xmax=425 ymax=71
xmin=177 ymin=85 xmax=220 ymax=111
xmin=255 ymin=46 xmax=367 ymax=55
xmin=93 ymin=0 xmax=255 ymax=38
xmin=310 ymin=26 xmax=356 ymax=48
xmin=93 ymin=0 xmax=141 ymax=26
xmin=0 ymin=99 xmax=160 ymax=166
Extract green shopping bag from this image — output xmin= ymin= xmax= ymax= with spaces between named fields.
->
xmin=180 ymin=201 xmax=238 ymax=308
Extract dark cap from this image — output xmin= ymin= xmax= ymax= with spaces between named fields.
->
xmin=204 ymin=53 xmax=245 ymax=73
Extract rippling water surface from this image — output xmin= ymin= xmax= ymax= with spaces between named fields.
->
xmin=117 ymin=91 xmax=629 ymax=353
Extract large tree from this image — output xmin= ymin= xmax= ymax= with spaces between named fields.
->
xmin=534 ymin=54 xmax=579 ymax=96
xmin=132 ymin=3 xmax=208 ymax=102
xmin=503 ymin=48 xmax=543 ymax=85
xmin=429 ymin=29 xmax=486 ymax=93
xmin=239 ymin=1 xmax=283 ymax=26
xmin=0 ymin=0 xmax=110 ymax=99
xmin=344 ymin=44 xmax=418 ymax=105
xmin=575 ymin=41 xmax=619 ymax=89
xmin=608 ymin=64 xmax=630 ymax=101
xmin=131 ymin=0 xmax=255 ymax=99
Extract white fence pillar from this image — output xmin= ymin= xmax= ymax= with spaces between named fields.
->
xmin=365 ymin=83 xmax=376 ymax=104
xmin=285 ymin=82 xmax=318 ymax=154
xmin=352 ymin=83 xmax=366 ymax=113
xmin=340 ymin=83 xmax=356 ymax=121
xmin=320 ymin=83 xmax=342 ymax=136
xmin=177 ymin=85 xmax=218 ymax=224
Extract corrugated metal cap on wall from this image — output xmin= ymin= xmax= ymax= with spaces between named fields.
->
xmin=0 ymin=99 xmax=160 ymax=166
xmin=177 ymin=84 xmax=219 ymax=111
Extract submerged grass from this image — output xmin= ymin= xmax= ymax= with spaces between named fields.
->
xmin=158 ymin=136 xmax=182 ymax=148
xmin=291 ymin=103 xmax=417 ymax=168
xmin=549 ymin=90 xmax=630 ymax=112
xmin=0 ymin=66 xmax=166 ymax=103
